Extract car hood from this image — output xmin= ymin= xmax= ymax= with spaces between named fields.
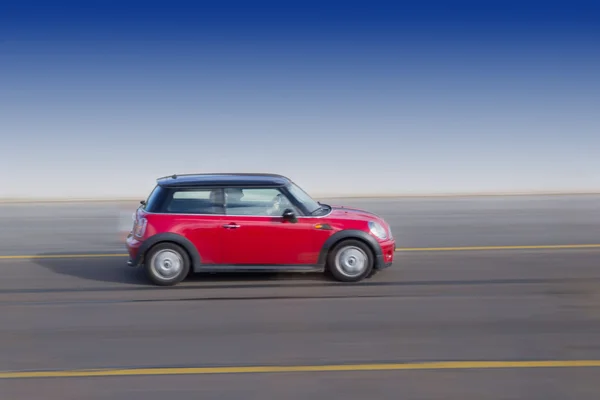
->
xmin=328 ymin=205 xmax=384 ymax=222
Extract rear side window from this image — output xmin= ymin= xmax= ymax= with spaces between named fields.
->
xmin=145 ymin=186 xmax=224 ymax=214
xmin=173 ymin=190 xmax=211 ymax=200
xmin=144 ymin=185 xmax=166 ymax=212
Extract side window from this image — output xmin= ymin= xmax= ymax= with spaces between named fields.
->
xmin=225 ymin=188 xmax=298 ymax=216
xmin=163 ymin=189 xmax=224 ymax=214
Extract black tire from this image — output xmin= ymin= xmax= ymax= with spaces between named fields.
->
xmin=144 ymin=242 xmax=191 ymax=286
xmin=366 ymin=268 xmax=379 ymax=279
xmin=326 ymin=239 xmax=374 ymax=282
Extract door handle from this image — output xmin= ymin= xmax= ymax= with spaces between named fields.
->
xmin=222 ymin=223 xmax=240 ymax=229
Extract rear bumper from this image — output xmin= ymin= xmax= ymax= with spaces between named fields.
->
xmin=125 ymin=234 xmax=143 ymax=267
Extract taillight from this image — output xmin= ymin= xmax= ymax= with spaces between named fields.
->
xmin=133 ymin=217 xmax=147 ymax=238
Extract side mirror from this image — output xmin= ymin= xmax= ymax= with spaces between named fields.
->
xmin=282 ymin=208 xmax=298 ymax=223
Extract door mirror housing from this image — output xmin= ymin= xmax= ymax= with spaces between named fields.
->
xmin=282 ymin=208 xmax=298 ymax=223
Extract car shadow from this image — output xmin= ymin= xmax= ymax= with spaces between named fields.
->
xmin=187 ymin=271 xmax=331 ymax=284
xmin=25 ymin=252 xmax=600 ymax=296
xmin=32 ymin=253 xmax=332 ymax=288
xmin=33 ymin=253 xmax=150 ymax=286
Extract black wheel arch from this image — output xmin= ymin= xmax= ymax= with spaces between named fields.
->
xmin=317 ymin=230 xmax=383 ymax=267
xmin=134 ymin=233 xmax=202 ymax=269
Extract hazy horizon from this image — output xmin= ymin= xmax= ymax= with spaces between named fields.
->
xmin=1 ymin=1 xmax=599 ymax=198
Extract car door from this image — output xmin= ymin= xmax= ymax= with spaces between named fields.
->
xmin=220 ymin=187 xmax=320 ymax=265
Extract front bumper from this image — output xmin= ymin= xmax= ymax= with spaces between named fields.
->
xmin=375 ymin=238 xmax=396 ymax=269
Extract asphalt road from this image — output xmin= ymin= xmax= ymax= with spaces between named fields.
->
xmin=1 ymin=196 xmax=600 ymax=399
xmin=0 ymin=194 xmax=599 ymax=255
xmin=2 ymin=250 xmax=600 ymax=399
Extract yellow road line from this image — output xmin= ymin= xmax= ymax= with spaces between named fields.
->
xmin=2 ymin=360 xmax=600 ymax=379
xmin=397 ymin=244 xmax=600 ymax=251
xmin=1 ymin=244 xmax=600 ymax=260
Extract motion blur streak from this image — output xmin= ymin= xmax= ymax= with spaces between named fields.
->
xmin=3 ymin=244 xmax=600 ymax=260
xmin=2 ymin=360 xmax=600 ymax=379
xmin=399 ymin=244 xmax=600 ymax=251
xmin=0 ymin=254 xmax=129 ymax=260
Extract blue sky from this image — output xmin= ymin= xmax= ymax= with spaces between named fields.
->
xmin=1 ymin=1 xmax=599 ymax=198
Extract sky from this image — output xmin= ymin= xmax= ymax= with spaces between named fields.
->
xmin=1 ymin=0 xmax=599 ymax=198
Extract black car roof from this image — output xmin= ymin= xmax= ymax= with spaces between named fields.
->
xmin=156 ymin=173 xmax=292 ymax=188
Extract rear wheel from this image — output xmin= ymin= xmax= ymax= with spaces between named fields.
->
xmin=327 ymin=239 xmax=374 ymax=282
xmin=144 ymin=242 xmax=190 ymax=286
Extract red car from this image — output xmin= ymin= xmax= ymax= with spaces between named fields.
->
xmin=126 ymin=173 xmax=395 ymax=286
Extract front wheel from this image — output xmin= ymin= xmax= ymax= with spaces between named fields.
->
xmin=327 ymin=239 xmax=374 ymax=282
xmin=144 ymin=243 xmax=190 ymax=286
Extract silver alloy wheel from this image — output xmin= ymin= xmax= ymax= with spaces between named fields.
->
xmin=150 ymin=249 xmax=184 ymax=280
xmin=334 ymin=246 xmax=368 ymax=277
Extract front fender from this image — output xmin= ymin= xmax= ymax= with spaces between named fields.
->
xmin=317 ymin=230 xmax=383 ymax=267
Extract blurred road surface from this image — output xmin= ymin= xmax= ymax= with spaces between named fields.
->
xmin=0 ymin=195 xmax=599 ymax=255
xmin=1 ymin=195 xmax=600 ymax=399
xmin=2 ymin=250 xmax=600 ymax=399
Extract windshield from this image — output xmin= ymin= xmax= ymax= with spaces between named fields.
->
xmin=286 ymin=182 xmax=321 ymax=214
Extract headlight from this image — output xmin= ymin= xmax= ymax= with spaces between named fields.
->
xmin=368 ymin=221 xmax=388 ymax=240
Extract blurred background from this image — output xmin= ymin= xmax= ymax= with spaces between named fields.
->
xmin=2 ymin=2 xmax=600 ymax=399
xmin=1 ymin=0 xmax=599 ymax=199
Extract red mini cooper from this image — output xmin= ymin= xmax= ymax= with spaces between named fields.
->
xmin=126 ymin=173 xmax=396 ymax=286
